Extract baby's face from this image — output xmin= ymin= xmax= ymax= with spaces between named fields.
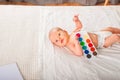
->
xmin=50 ymin=29 xmax=69 ymax=47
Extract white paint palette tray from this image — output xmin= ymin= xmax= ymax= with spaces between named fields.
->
xmin=76 ymin=31 xmax=98 ymax=59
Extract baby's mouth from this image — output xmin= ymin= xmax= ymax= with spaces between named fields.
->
xmin=61 ymin=39 xmax=64 ymax=43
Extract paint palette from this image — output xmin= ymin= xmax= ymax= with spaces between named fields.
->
xmin=76 ymin=31 xmax=97 ymax=59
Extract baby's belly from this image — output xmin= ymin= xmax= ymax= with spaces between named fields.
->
xmin=88 ymin=32 xmax=98 ymax=48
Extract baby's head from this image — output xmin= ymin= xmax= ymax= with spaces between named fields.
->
xmin=49 ymin=27 xmax=69 ymax=47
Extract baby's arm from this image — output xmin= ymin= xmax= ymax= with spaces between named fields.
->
xmin=68 ymin=40 xmax=83 ymax=57
xmin=73 ymin=15 xmax=83 ymax=32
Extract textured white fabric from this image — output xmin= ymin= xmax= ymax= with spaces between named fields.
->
xmin=0 ymin=5 xmax=42 ymax=80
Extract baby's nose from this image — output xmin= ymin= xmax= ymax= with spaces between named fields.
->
xmin=58 ymin=37 xmax=61 ymax=40
xmin=58 ymin=37 xmax=61 ymax=41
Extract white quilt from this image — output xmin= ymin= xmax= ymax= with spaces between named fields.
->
xmin=0 ymin=6 xmax=120 ymax=80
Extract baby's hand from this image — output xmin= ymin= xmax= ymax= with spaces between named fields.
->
xmin=75 ymin=33 xmax=80 ymax=40
xmin=73 ymin=14 xmax=79 ymax=22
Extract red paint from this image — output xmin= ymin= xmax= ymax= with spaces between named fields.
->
xmin=90 ymin=47 xmax=95 ymax=52
xmin=76 ymin=33 xmax=81 ymax=37
xmin=88 ymin=43 xmax=93 ymax=47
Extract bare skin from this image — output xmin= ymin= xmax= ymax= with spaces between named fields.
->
xmin=49 ymin=15 xmax=120 ymax=57
xmin=101 ymin=27 xmax=120 ymax=47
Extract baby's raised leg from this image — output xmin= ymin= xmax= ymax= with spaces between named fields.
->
xmin=103 ymin=34 xmax=120 ymax=48
xmin=101 ymin=27 xmax=120 ymax=34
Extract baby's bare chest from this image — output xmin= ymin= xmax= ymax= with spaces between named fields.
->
xmin=69 ymin=35 xmax=80 ymax=46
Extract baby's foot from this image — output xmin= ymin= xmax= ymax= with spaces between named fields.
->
xmin=118 ymin=34 xmax=120 ymax=43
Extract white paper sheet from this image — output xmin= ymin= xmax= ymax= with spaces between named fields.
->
xmin=0 ymin=63 xmax=24 ymax=80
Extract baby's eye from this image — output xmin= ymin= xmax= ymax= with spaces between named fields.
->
xmin=58 ymin=33 xmax=61 ymax=36
xmin=56 ymin=40 xmax=58 ymax=42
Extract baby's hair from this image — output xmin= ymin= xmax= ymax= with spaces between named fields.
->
xmin=49 ymin=27 xmax=63 ymax=39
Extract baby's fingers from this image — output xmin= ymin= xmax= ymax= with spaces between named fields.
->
xmin=74 ymin=14 xmax=79 ymax=17
xmin=73 ymin=15 xmax=79 ymax=21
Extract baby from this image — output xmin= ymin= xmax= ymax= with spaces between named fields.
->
xmin=49 ymin=15 xmax=120 ymax=57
